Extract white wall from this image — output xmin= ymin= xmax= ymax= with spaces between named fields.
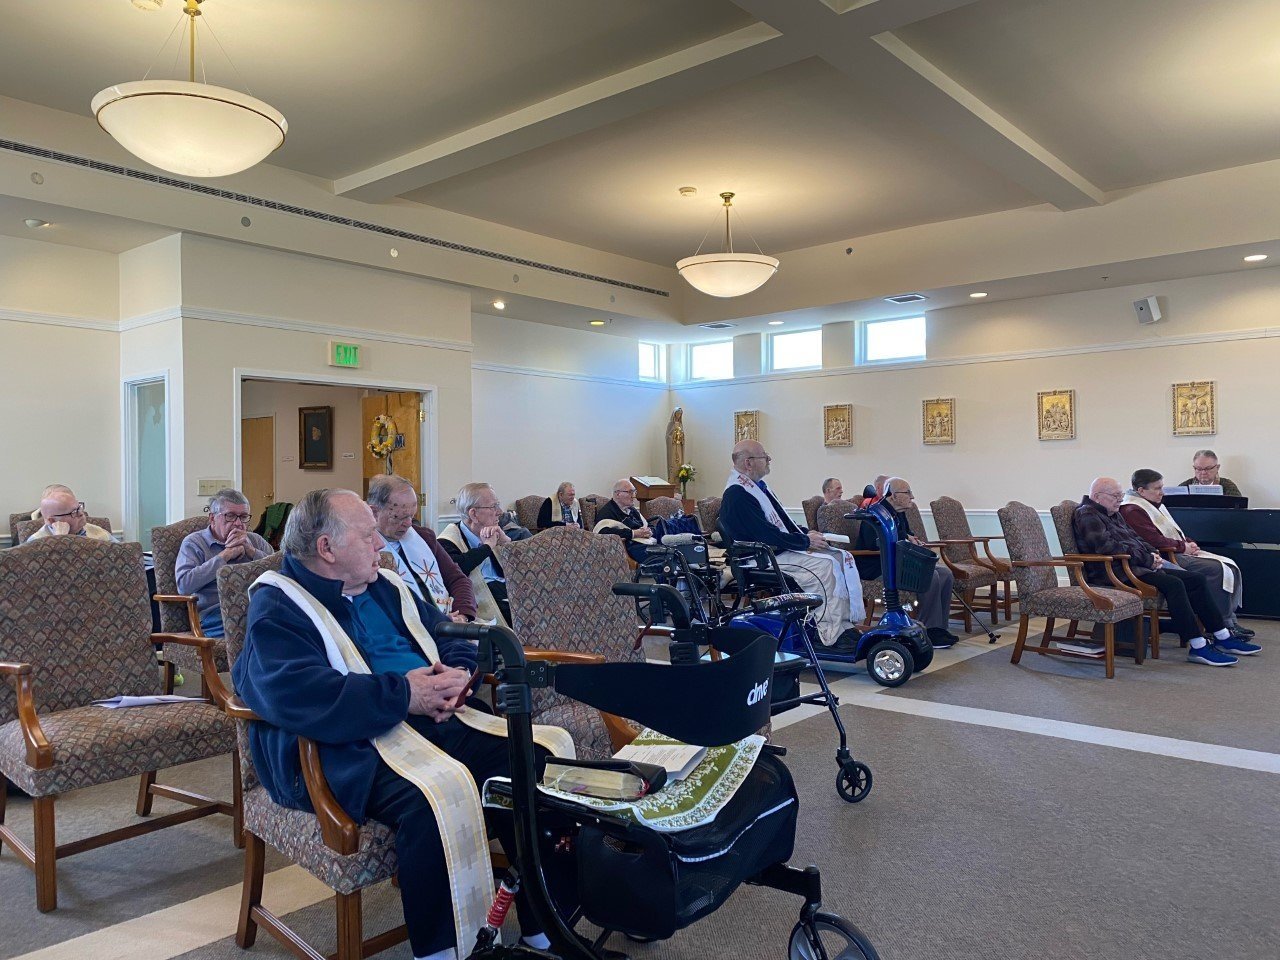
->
xmin=675 ymin=267 xmax=1280 ymax=514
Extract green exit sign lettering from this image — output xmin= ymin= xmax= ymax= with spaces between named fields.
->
xmin=329 ymin=341 xmax=361 ymax=368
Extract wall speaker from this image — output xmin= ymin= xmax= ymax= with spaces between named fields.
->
xmin=1133 ymin=296 xmax=1162 ymax=325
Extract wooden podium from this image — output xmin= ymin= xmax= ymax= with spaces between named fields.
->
xmin=631 ymin=476 xmax=676 ymax=513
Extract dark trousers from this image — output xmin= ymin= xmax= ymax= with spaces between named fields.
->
xmin=364 ymin=715 xmax=551 ymax=957
xmin=1137 ymin=565 xmax=1225 ymax=643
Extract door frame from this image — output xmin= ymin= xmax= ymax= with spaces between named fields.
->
xmin=232 ymin=367 xmax=439 ymax=526
xmin=120 ymin=369 xmax=172 ymax=544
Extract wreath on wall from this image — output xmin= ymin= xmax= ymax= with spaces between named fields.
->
xmin=368 ymin=414 xmax=398 ymax=459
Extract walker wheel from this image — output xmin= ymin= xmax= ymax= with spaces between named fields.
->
xmin=836 ymin=760 xmax=872 ymax=803
xmin=788 ymin=912 xmax=880 ymax=960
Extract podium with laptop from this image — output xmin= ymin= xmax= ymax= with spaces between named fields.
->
xmin=1163 ymin=484 xmax=1280 ymax=619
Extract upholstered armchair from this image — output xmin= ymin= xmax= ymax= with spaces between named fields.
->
xmin=925 ymin=496 xmax=1002 ymax=628
xmin=8 ymin=511 xmax=31 ymax=547
xmin=578 ymin=494 xmax=609 ymax=530
xmin=1049 ymin=500 xmax=1164 ymax=655
xmin=641 ymin=495 xmax=684 ymax=521
xmin=695 ymin=496 xmax=722 ymax=541
xmin=930 ymin=496 xmax=1013 ymax=622
xmin=0 ymin=537 xmax=238 ymax=911
xmin=501 ymin=527 xmax=642 ymax=760
xmin=801 ymin=495 xmax=823 ymax=532
xmin=815 ymin=499 xmax=912 ymax=626
xmin=512 ymin=494 xmax=545 ymax=532
xmin=997 ymin=501 xmax=1145 ymax=678
xmin=13 ymin=515 xmax=113 ymax=545
xmin=151 ymin=515 xmax=225 ymax=692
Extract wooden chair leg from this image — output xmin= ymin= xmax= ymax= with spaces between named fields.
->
xmin=988 ymin=585 xmax=998 ymax=624
xmin=231 ymin=753 xmax=244 ymax=849
xmin=1065 ymin=620 xmax=1080 ymax=639
xmin=236 ymin=832 xmax=266 ymax=948
xmin=1041 ymin=617 xmax=1057 ymax=651
xmin=1149 ymin=611 xmax=1161 ymax=659
xmin=961 ymin=589 xmax=973 ymax=632
xmin=335 ymin=890 xmax=363 ymax=960
xmin=1103 ymin=623 xmax=1116 ymax=679
xmin=1003 ymin=578 xmax=1013 ymax=620
xmin=33 ymin=795 xmax=56 ymax=912
xmin=1010 ymin=615 xmax=1030 ymax=664
xmin=136 ymin=770 xmax=157 ymax=816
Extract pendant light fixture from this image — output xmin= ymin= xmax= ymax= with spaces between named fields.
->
xmin=676 ymin=192 xmax=779 ymax=298
xmin=92 ymin=0 xmax=286 ymax=178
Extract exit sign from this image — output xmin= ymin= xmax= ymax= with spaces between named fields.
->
xmin=329 ymin=341 xmax=361 ymax=368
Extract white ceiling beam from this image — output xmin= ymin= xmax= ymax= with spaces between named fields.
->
xmin=728 ymin=0 xmax=1104 ymax=210
xmin=334 ymin=24 xmax=809 ymax=203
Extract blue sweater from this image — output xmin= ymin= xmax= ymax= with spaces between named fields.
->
xmin=232 ymin=554 xmax=477 ymax=823
xmin=719 ymin=482 xmax=809 ymax=553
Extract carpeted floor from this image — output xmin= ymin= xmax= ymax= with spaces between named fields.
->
xmin=3 ymin=617 xmax=1277 ymax=960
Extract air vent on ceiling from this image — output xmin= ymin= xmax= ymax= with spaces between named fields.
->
xmin=698 ymin=321 xmax=737 ymax=330
xmin=884 ymin=293 xmax=928 ymax=304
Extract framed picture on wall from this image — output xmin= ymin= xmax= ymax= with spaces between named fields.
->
xmin=922 ymin=398 xmax=956 ymax=445
xmin=299 ymin=405 xmax=334 ymax=469
xmin=823 ymin=404 xmax=853 ymax=447
xmin=1172 ymin=381 xmax=1216 ymax=436
xmin=1036 ymin=389 xmax=1075 ymax=441
xmin=734 ymin=409 xmax=760 ymax=442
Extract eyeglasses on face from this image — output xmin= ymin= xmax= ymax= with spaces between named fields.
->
xmin=746 ymin=456 xmax=772 ymax=463
xmin=217 ymin=511 xmax=253 ymax=524
xmin=381 ymin=509 xmax=418 ymax=523
xmin=48 ymin=502 xmax=86 ymax=520
xmin=614 ymin=489 xmax=636 ymax=496
xmin=472 ymin=502 xmax=502 ymax=512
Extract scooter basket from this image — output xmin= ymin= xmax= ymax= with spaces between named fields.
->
xmin=895 ymin=541 xmax=939 ymax=593
xmin=574 ymin=751 xmax=797 ymax=940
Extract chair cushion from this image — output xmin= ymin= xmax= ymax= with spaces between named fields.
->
xmin=1022 ymin=587 xmax=1143 ymax=623
xmin=534 ymin=696 xmax=618 ymax=762
xmin=948 ymin=561 xmax=998 ymax=588
xmin=242 ymin=785 xmax=399 ymax=895
xmin=0 ymin=701 xmax=235 ymax=797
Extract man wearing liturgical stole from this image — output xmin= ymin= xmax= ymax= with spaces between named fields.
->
xmin=234 ymin=489 xmax=578 ymax=960
xmin=719 ymin=440 xmax=866 ymax=652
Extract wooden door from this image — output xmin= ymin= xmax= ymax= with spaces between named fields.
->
xmin=361 ymin=391 xmax=422 ymax=510
xmin=241 ymin=417 xmax=275 ymax=515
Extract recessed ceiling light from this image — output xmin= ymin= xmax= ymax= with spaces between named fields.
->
xmin=1244 ymin=254 xmax=1268 ymax=262
xmin=491 ymin=299 xmax=505 ymax=310
xmin=23 ymin=218 xmax=49 ymax=229
xmin=767 ymin=320 xmax=784 ymax=326
xmin=589 ymin=319 xmax=607 ymax=327
xmin=969 ymin=292 xmax=988 ymax=299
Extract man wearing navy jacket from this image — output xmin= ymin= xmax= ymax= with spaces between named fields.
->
xmin=233 ymin=489 xmax=564 ymax=960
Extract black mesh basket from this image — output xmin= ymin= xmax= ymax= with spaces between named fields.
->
xmin=574 ymin=751 xmax=797 ymax=940
xmin=895 ymin=540 xmax=939 ymax=594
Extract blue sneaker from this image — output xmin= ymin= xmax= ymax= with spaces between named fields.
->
xmin=1216 ymin=635 xmax=1262 ymax=656
xmin=1187 ymin=643 xmax=1237 ymax=666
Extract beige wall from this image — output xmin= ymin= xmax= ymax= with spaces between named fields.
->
xmin=240 ymin=380 xmax=367 ymax=507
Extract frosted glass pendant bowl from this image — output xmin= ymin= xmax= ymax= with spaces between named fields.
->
xmin=676 ymin=252 xmax=780 ymax=298
xmin=92 ymin=80 xmax=287 ymax=178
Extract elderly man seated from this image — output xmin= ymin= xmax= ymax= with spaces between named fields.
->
xmin=233 ymin=488 xmax=575 ymax=960
xmin=26 ymin=485 xmax=113 ymax=542
xmin=368 ymin=474 xmax=476 ymax=622
xmin=537 ymin=481 xmax=583 ymax=529
xmin=1121 ymin=469 xmax=1253 ymax=640
xmin=175 ymin=488 xmax=273 ymax=638
xmin=592 ymin=479 xmax=654 ymax=562
xmin=438 ymin=483 xmax=514 ymax=625
xmin=1180 ymin=448 xmax=1243 ymax=497
xmin=720 ymin=441 xmax=865 ymax=652
xmin=854 ymin=477 xmax=960 ymax=649
xmin=821 ymin=478 xmax=845 ymax=504
xmin=1074 ymin=477 xmax=1258 ymax=666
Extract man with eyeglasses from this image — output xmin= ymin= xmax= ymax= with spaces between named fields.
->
xmin=592 ymin=479 xmax=654 ymax=562
xmin=27 ymin=486 xmax=114 ymax=542
xmin=438 ymin=483 xmax=514 ymax=625
xmin=175 ymin=488 xmax=274 ymax=638
xmin=1179 ymin=449 xmax=1244 ymax=498
xmin=721 ymin=440 xmax=866 ymax=651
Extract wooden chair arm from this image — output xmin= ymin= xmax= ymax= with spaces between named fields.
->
xmin=846 ymin=549 xmax=880 ymax=557
xmin=602 ymin=713 xmax=640 ymax=752
xmin=153 ymin=594 xmax=206 ymax=636
xmin=299 ymin=736 xmax=360 ymax=855
xmin=152 ymin=631 xmax=235 ymax=706
xmin=0 ymin=661 xmax=52 ymax=769
xmin=1116 ymin=557 xmax=1158 ymax=598
xmin=523 ymin=649 xmax=607 ymax=666
xmin=975 ymin=537 xmax=1010 ymax=572
xmin=223 ymin=694 xmax=262 ymax=722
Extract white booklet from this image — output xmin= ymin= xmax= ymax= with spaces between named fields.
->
xmin=1053 ymin=642 xmax=1105 ymax=657
xmin=822 ymin=533 xmax=850 ymax=544
xmin=613 ymin=741 xmax=708 ymax=782
xmin=94 ymin=695 xmax=209 ymax=709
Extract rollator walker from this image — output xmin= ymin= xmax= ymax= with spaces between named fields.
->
xmin=439 ymin=584 xmax=881 ymax=960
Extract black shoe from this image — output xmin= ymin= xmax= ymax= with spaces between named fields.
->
xmin=830 ymin=628 xmax=862 ymax=654
xmin=927 ymin=628 xmax=957 ymax=649
xmin=1232 ymin=625 xmax=1256 ymax=639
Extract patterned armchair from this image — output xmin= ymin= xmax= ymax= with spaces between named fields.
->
xmin=816 ymin=499 xmax=913 ymax=625
xmin=801 ymin=496 xmax=824 ymax=532
xmin=1050 ymin=500 xmax=1164 ymax=655
xmin=9 ymin=511 xmax=31 ymax=547
xmin=924 ymin=496 xmax=1000 ymax=628
xmin=502 ymin=527 xmax=643 ymax=760
xmin=640 ymin=495 xmax=684 ymax=521
xmin=997 ymin=501 xmax=1145 ymax=679
xmin=930 ymin=496 xmax=1013 ymax=622
xmin=0 ymin=537 xmax=238 ymax=911
xmin=14 ymin=515 xmax=113 ymax=545
xmin=512 ymin=495 xmax=545 ymax=532
xmin=151 ymin=515 xmax=227 ymax=690
xmin=578 ymin=494 xmax=609 ymax=530
xmin=695 ymin=496 xmax=722 ymax=541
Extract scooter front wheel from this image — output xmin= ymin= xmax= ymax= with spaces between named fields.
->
xmin=788 ymin=912 xmax=880 ymax=960
xmin=866 ymin=639 xmax=914 ymax=687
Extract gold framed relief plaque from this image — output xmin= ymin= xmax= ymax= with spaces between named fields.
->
xmin=823 ymin=404 xmax=853 ymax=447
xmin=733 ymin=409 xmax=760 ymax=442
xmin=1172 ymin=381 xmax=1216 ymax=436
xmin=1037 ymin=389 xmax=1076 ymax=441
xmin=922 ymin=398 xmax=955 ymax=445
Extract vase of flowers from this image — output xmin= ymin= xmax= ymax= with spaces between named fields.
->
xmin=677 ymin=463 xmax=697 ymax=499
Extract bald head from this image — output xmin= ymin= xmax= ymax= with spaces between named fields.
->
xmin=40 ymin=488 xmax=87 ymax=535
xmin=1089 ymin=477 xmax=1124 ymax=515
xmin=732 ymin=440 xmax=770 ymax=481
